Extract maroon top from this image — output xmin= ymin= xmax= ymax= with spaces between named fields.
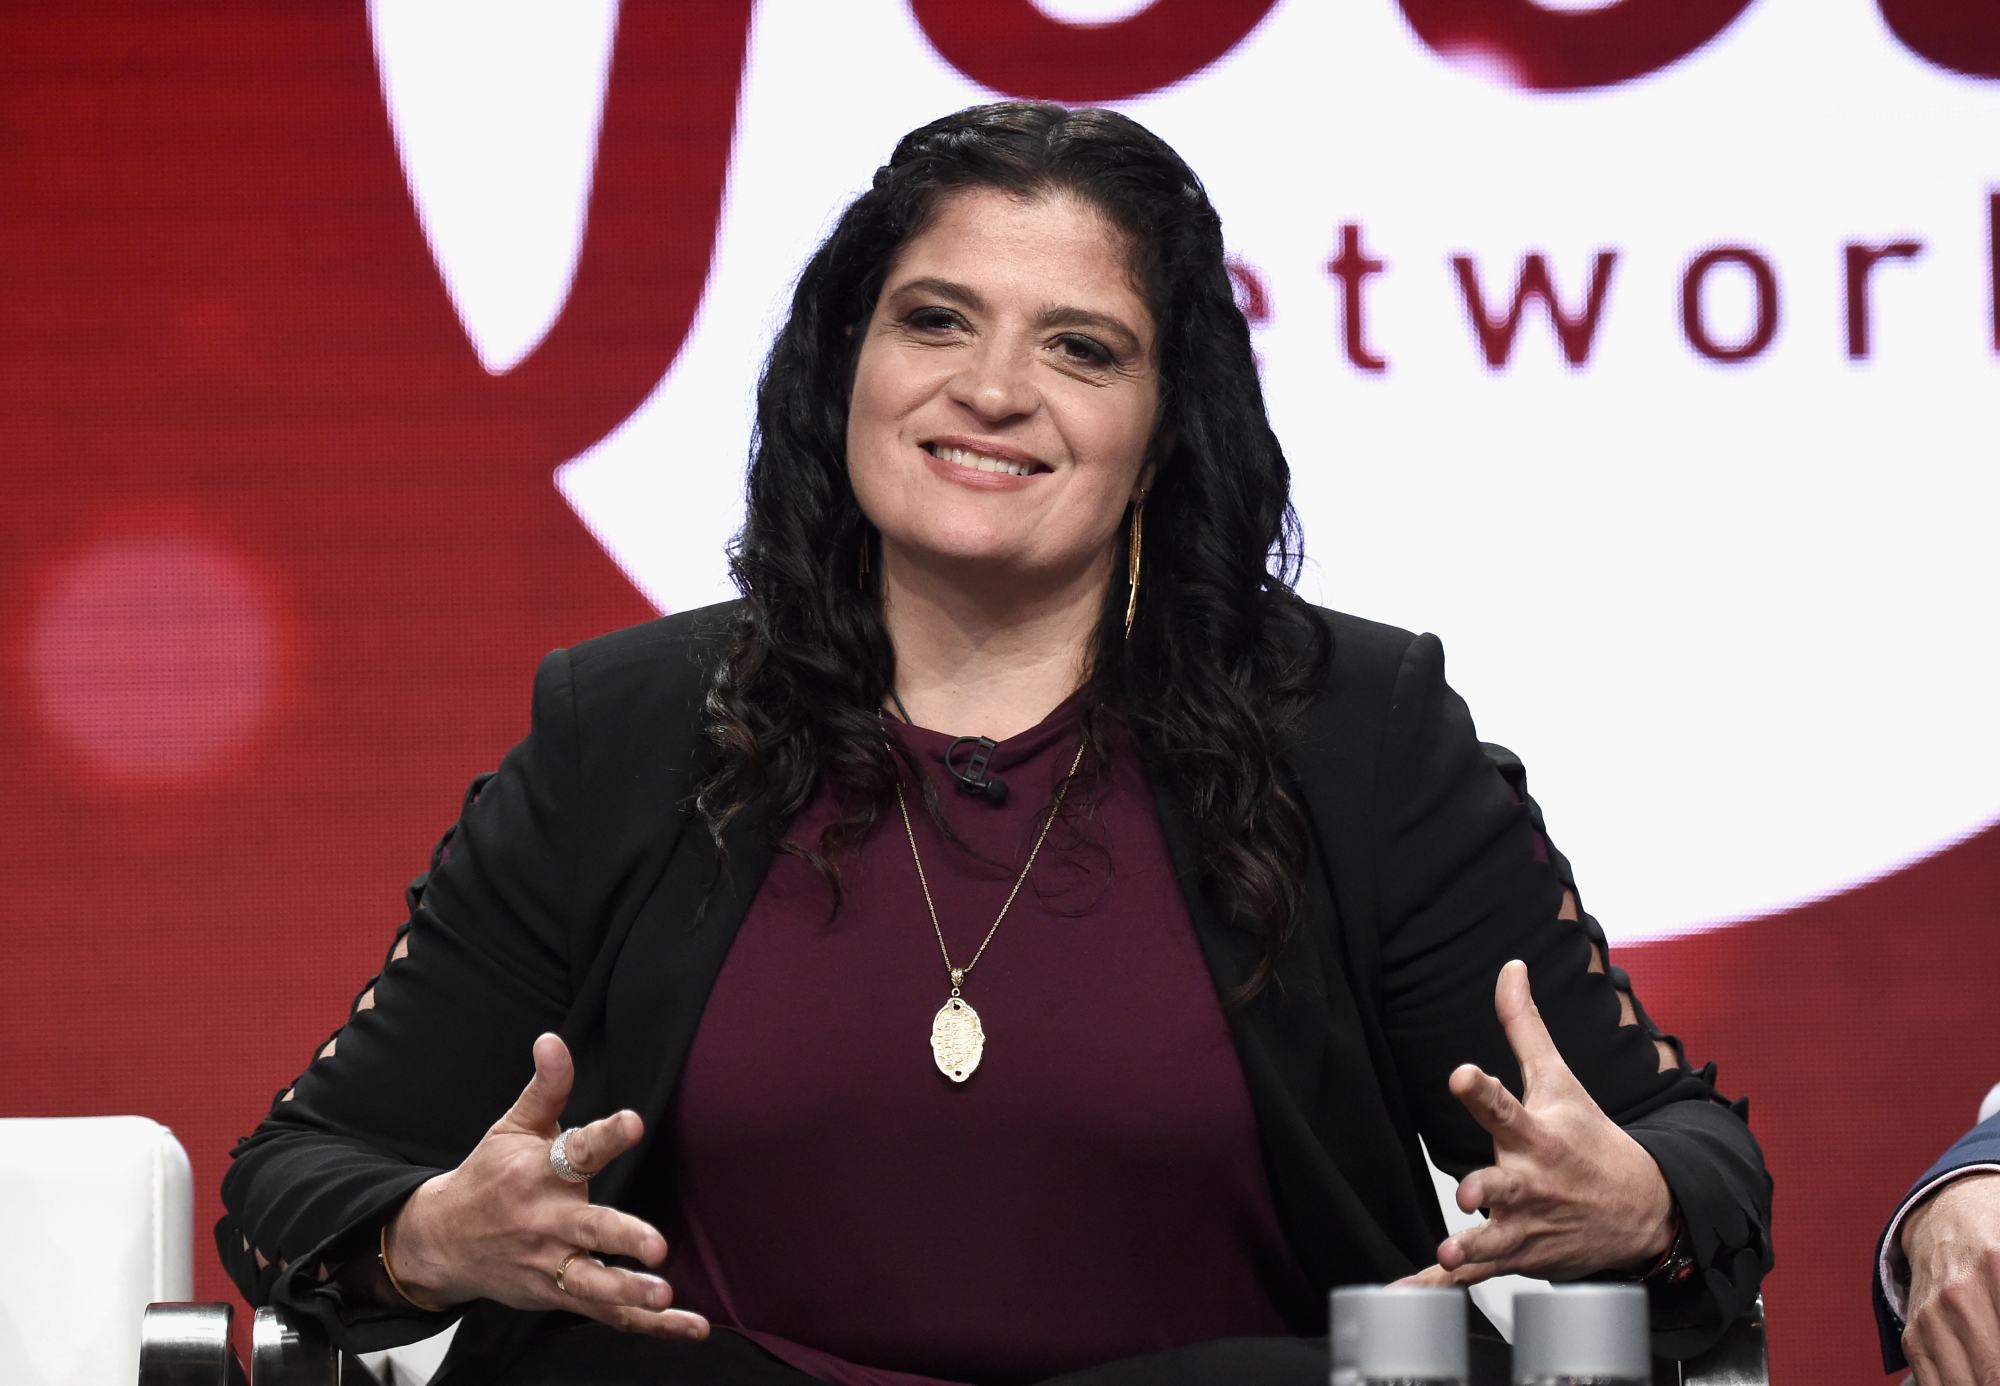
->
xmin=656 ymin=696 xmax=1311 ymax=1384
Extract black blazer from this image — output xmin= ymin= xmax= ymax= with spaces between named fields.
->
xmin=217 ymin=603 xmax=1772 ymax=1381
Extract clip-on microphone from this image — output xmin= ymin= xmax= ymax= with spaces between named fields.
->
xmin=946 ymin=735 xmax=1009 ymax=805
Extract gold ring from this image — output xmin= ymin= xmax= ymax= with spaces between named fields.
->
xmin=554 ymin=1249 xmax=586 ymax=1295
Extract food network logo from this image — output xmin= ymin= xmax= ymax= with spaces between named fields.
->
xmin=368 ymin=0 xmax=2000 ymax=942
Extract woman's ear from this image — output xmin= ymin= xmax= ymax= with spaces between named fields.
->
xmin=1141 ymin=425 xmax=1176 ymax=494
xmin=1136 ymin=440 xmax=1169 ymax=499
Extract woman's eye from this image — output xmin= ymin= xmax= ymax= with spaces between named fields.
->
xmin=904 ymin=307 xmax=963 ymax=332
xmin=1055 ymin=334 xmax=1113 ymax=368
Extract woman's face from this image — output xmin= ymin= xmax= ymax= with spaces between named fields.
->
xmin=846 ymin=187 xmax=1159 ymax=596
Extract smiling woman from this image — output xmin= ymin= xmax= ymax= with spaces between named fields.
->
xmin=851 ymin=192 xmax=1155 ymax=550
xmin=217 ymin=103 xmax=1772 ymax=1386
xmin=847 ymin=188 xmax=1160 ymax=738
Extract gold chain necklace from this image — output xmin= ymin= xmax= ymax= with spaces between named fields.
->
xmin=894 ymin=735 xmax=1088 ymax=1083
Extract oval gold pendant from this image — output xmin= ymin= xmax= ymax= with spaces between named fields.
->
xmin=930 ymin=996 xmax=985 ymax=1083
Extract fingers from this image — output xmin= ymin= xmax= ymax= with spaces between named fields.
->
xmin=1442 ymin=1162 xmax=1537 ymax=1281
xmin=556 ymin=1255 xmax=711 ymax=1340
xmin=559 ymin=1252 xmax=675 ymax=1312
xmin=1493 ymin=960 xmax=1562 ymax=1094
xmin=1441 ymin=1215 xmax=1525 ymax=1276
xmin=1393 ymin=1260 xmax=1488 ymax=1288
xmin=557 ymin=1108 xmax=647 ymax=1183
xmin=1449 ymin=1063 xmax=1530 ymax=1144
xmin=596 ymin=1305 xmax=712 ymax=1341
xmin=570 ymin=1202 xmax=668 ymax=1268
xmin=499 ymin=1033 xmax=576 ymax=1135
xmin=1955 ymin=1250 xmax=2000 ymax=1382
xmin=1904 ymin=1272 xmax=2000 ymax=1386
xmin=425 ymin=1038 xmax=691 ymax=1322
xmin=1391 ymin=1264 xmax=1456 ymax=1288
xmin=1456 ymin=1165 xmax=1524 ymax=1215
xmin=497 ymin=1035 xmax=644 ymax=1179
xmin=1902 ymin=1326 xmax=1968 ymax=1386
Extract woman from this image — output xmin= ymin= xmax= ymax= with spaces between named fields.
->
xmin=218 ymin=103 xmax=1771 ymax=1385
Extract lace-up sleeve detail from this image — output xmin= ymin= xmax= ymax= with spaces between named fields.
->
xmin=1468 ymin=740 xmax=1766 ymax=1350
xmin=216 ymin=650 xmax=583 ymax=1354
xmin=1372 ymin=634 xmax=1769 ymax=1359
xmin=1483 ymin=742 xmax=1684 ymax=1075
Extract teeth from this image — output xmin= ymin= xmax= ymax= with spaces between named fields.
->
xmin=931 ymin=444 xmax=1035 ymax=478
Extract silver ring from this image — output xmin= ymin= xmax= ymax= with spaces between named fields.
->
xmin=548 ymin=1128 xmax=592 ymax=1184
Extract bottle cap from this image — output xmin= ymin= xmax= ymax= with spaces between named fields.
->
xmin=1511 ymin=1283 xmax=1651 ymax=1383
xmin=1330 ymin=1285 xmax=1469 ymax=1380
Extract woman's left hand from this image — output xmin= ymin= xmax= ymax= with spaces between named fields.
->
xmin=1397 ymin=959 xmax=1678 ymax=1287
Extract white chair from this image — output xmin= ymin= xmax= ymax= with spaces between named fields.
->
xmin=0 ymin=1117 xmax=192 ymax=1385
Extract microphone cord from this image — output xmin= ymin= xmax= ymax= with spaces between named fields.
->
xmin=884 ymin=688 xmax=1008 ymax=805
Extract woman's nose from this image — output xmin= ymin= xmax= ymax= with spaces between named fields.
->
xmin=946 ymin=340 xmax=1037 ymax=423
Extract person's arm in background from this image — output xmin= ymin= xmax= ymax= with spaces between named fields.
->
xmin=1876 ymin=1109 xmax=2000 ymax=1381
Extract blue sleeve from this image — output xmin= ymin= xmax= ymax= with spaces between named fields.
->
xmin=1916 ymin=1114 xmax=2000 ymax=1187
xmin=1873 ymin=1112 xmax=2000 ymax=1370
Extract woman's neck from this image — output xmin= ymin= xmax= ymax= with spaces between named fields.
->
xmin=878 ymin=548 xmax=1108 ymax=741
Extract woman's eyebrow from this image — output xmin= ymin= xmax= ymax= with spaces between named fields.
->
xmin=1033 ymin=305 xmax=1144 ymax=357
xmin=886 ymin=277 xmax=1145 ymax=356
xmin=886 ymin=276 xmax=986 ymax=313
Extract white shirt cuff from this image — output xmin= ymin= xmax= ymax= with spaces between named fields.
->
xmin=1879 ymin=1163 xmax=2000 ymax=1321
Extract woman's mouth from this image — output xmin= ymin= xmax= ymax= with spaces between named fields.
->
xmin=922 ymin=441 xmax=1048 ymax=478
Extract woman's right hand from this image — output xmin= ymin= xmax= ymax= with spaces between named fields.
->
xmin=382 ymin=1032 xmax=710 ymax=1340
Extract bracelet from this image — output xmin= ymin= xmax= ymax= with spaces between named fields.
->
xmin=378 ymin=1220 xmax=448 ymax=1313
xmin=1638 ymin=1209 xmax=1696 ymax=1287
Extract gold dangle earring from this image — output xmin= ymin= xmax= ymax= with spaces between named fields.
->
xmin=857 ymin=525 xmax=872 ymax=590
xmin=1123 ymin=491 xmax=1145 ymax=641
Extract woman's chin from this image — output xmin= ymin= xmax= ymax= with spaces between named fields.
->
xmin=878 ymin=539 xmax=1103 ymax=596
xmin=889 ymin=541 xmax=1036 ymax=578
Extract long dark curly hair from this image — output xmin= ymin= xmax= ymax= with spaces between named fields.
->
xmin=699 ymin=101 xmax=1330 ymax=1000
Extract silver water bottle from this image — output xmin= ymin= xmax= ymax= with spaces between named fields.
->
xmin=1329 ymin=1285 xmax=1469 ymax=1386
xmin=1510 ymin=1284 xmax=1652 ymax=1386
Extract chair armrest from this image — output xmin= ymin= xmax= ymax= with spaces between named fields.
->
xmin=252 ymin=1305 xmax=347 ymax=1384
xmin=140 ymin=1302 xmax=368 ymax=1385
xmin=1676 ymin=1293 xmax=1769 ymax=1386
xmin=138 ymin=1303 xmax=245 ymax=1386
